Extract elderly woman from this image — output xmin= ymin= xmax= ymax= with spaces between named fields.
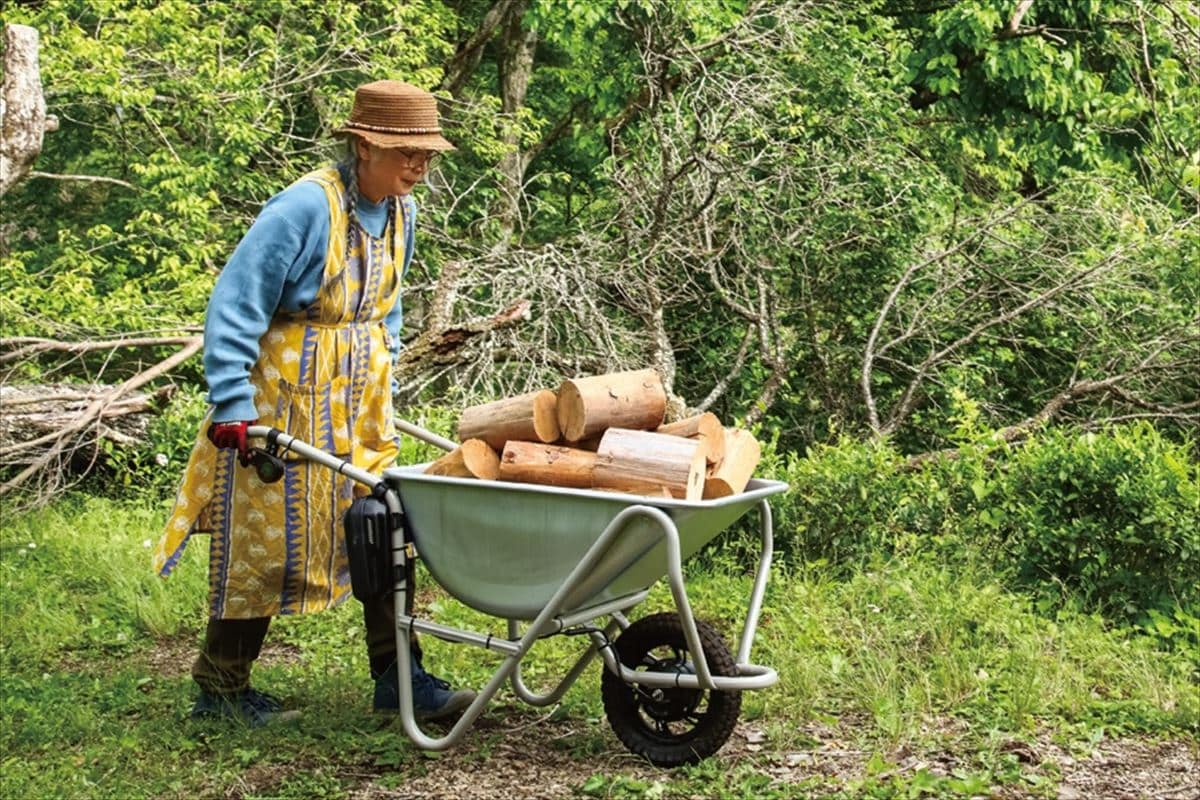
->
xmin=155 ymin=80 xmax=473 ymax=726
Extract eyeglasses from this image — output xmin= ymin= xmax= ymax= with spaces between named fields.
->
xmin=395 ymin=150 xmax=440 ymax=170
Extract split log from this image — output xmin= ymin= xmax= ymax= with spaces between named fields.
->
xmin=592 ymin=428 xmax=706 ymax=501
xmin=458 ymin=389 xmax=559 ymax=451
xmin=703 ymin=429 xmax=761 ymax=498
xmin=499 ymin=440 xmax=596 ymax=489
xmin=657 ymin=412 xmax=725 ymax=466
xmin=424 ymin=439 xmax=500 ymax=479
xmin=556 ymin=368 xmax=666 ymax=443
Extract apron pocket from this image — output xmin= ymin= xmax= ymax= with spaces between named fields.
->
xmin=277 ymin=376 xmax=352 ymax=456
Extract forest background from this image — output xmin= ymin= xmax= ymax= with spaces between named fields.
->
xmin=1 ymin=1 xmax=1198 ymax=798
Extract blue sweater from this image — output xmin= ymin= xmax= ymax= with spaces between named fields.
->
xmin=204 ymin=170 xmax=417 ymax=422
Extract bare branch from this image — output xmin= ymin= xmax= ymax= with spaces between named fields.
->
xmin=0 ymin=336 xmax=202 ymax=499
xmin=26 ymin=170 xmax=136 ymax=190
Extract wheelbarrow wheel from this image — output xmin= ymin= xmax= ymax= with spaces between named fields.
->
xmin=601 ymin=612 xmax=741 ymax=767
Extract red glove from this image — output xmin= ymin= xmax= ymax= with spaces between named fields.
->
xmin=208 ymin=420 xmax=255 ymax=465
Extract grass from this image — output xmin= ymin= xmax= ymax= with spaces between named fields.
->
xmin=1 ymin=495 xmax=1196 ymax=799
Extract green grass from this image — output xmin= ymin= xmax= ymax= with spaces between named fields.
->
xmin=1 ymin=496 xmax=1196 ymax=799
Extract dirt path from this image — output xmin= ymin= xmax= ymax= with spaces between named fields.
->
xmin=337 ymin=716 xmax=1197 ymax=800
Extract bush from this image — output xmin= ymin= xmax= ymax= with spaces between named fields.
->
xmin=88 ymin=385 xmax=210 ymax=502
xmin=767 ymin=423 xmax=1198 ymax=623
xmin=993 ymin=425 xmax=1198 ymax=619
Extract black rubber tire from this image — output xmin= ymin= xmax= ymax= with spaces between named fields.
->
xmin=601 ymin=612 xmax=742 ymax=767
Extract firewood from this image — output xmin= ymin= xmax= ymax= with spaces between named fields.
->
xmin=425 ymin=439 xmax=500 ymax=480
xmin=499 ymin=440 xmax=597 ymax=489
xmin=656 ymin=412 xmax=725 ymax=466
xmin=458 ymin=389 xmax=560 ymax=451
xmin=703 ymin=429 xmax=761 ymax=498
xmin=556 ymin=368 xmax=667 ymax=442
xmin=565 ymin=433 xmax=604 ymax=452
xmin=592 ymin=428 xmax=706 ymax=501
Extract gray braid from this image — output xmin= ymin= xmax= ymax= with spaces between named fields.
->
xmin=339 ymin=136 xmax=361 ymax=224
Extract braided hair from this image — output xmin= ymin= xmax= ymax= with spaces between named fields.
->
xmin=339 ymin=135 xmax=402 ymax=262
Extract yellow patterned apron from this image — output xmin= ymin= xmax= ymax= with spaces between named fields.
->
xmin=155 ymin=166 xmax=403 ymax=619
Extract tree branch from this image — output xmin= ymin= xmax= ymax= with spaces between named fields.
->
xmin=26 ymin=170 xmax=136 ymax=190
xmin=439 ymin=0 xmax=514 ymax=98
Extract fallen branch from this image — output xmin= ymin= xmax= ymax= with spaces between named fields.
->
xmin=0 ymin=337 xmax=202 ymax=500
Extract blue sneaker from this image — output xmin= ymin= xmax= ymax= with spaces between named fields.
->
xmin=190 ymin=687 xmax=300 ymax=727
xmin=374 ymin=660 xmax=476 ymax=721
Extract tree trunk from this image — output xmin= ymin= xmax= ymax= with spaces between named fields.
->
xmin=458 ymin=389 xmax=559 ymax=451
xmin=493 ymin=0 xmax=537 ymax=245
xmin=2 ymin=24 xmax=56 ymax=196
xmin=557 ymin=368 xmax=667 ymax=443
xmin=499 ymin=440 xmax=596 ymax=489
xmin=593 ymin=428 xmax=706 ymax=501
xmin=424 ymin=439 xmax=500 ymax=480
xmin=703 ymin=429 xmax=761 ymax=498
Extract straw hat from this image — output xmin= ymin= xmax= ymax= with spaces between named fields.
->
xmin=335 ymin=80 xmax=456 ymax=151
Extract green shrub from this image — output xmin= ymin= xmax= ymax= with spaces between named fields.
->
xmin=991 ymin=426 xmax=1198 ymax=618
xmin=766 ymin=423 xmax=1198 ymax=623
xmin=90 ymin=385 xmax=210 ymax=501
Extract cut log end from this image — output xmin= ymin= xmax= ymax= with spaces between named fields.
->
xmin=425 ymin=439 xmax=500 ymax=480
xmin=532 ymin=389 xmax=561 ymax=443
xmin=556 ymin=380 xmax=586 ymax=441
xmin=703 ymin=429 xmax=761 ymax=497
xmin=702 ymin=478 xmax=735 ymax=500
xmin=657 ymin=411 xmax=725 ymax=466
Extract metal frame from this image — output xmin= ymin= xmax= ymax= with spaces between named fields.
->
xmin=245 ymin=424 xmax=779 ymax=752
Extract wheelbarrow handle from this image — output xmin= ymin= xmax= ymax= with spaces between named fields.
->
xmin=395 ymin=418 xmax=457 ymax=452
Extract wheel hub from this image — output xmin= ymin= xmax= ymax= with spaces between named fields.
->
xmin=636 ymin=660 xmax=701 ymax=722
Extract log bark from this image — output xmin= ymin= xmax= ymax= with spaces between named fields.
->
xmin=592 ymin=428 xmax=706 ymax=501
xmin=703 ymin=429 xmax=761 ymax=498
xmin=499 ymin=440 xmax=596 ymax=489
xmin=0 ymin=383 xmax=174 ymax=454
xmin=424 ymin=439 xmax=500 ymax=479
xmin=556 ymin=368 xmax=667 ymax=442
xmin=657 ymin=411 xmax=725 ymax=466
xmin=458 ymin=389 xmax=559 ymax=450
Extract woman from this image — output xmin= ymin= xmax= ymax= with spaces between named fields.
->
xmin=155 ymin=80 xmax=473 ymax=725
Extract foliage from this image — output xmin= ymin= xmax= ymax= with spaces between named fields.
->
xmin=895 ymin=0 xmax=1200 ymax=202
xmin=767 ymin=422 xmax=1199 ymax=622
xmin=2 ymin=0 xmax=455 ymax=337
xmin=4 ymin=0 xmax=1196 ymax=453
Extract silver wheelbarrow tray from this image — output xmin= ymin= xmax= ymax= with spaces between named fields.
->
xmin=384 ymin=465 xmax=788 ymax=620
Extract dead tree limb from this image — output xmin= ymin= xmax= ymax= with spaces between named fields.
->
xmin=0 ymin=337 xmax=202 ymax=499
xmin=1 ymin=23 xmax=58 ymax=196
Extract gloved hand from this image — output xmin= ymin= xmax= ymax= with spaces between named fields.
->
xmin=207 ymin=420 xmax=255 ymax=466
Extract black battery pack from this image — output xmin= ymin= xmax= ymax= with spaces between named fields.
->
xmin=344 ymin=495 xmax=394 ymax=602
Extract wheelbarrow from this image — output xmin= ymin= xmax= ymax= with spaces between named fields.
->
xmin=245 ymin=420 xmax=788 ymax=767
